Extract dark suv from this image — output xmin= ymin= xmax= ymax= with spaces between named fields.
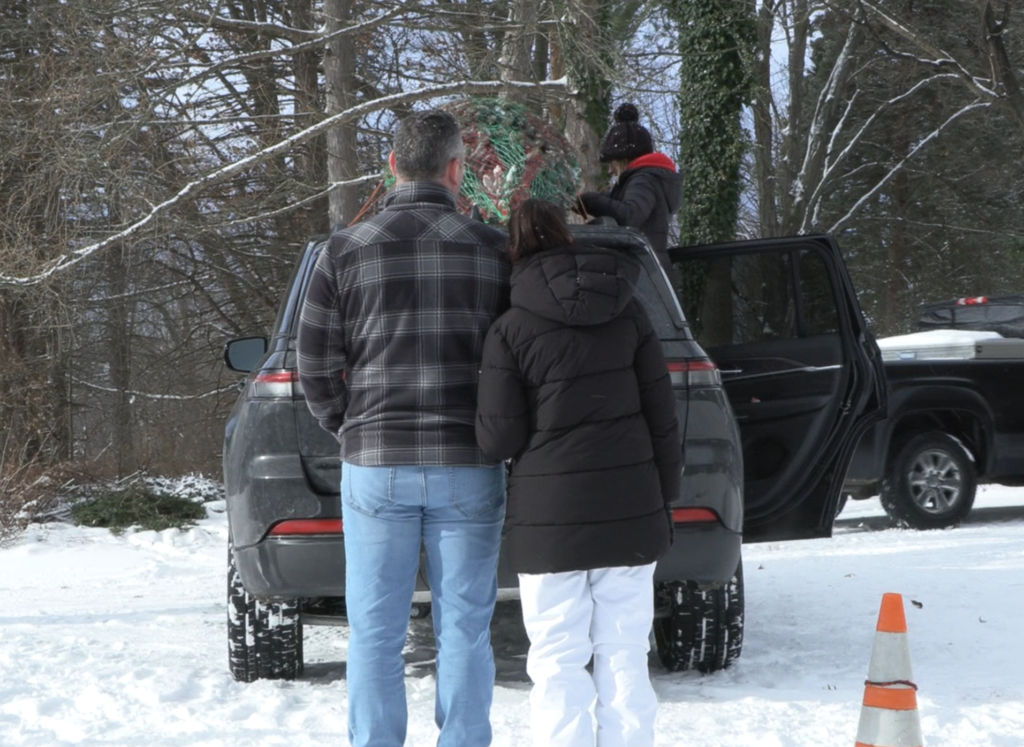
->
xmin=223 ymin=226 xmax=885 ymax=682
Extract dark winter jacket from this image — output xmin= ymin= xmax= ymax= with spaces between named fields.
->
xmin=578 ymin=153 xmax=683 ymax=274
xmin=297 ymin=181 xmax=511 ymax=467
xmin=475 ymin=244 xmax=681 ymax=574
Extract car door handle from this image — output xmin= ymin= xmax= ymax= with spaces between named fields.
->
xmin=726 ymin=364 xmax=842 ymax=382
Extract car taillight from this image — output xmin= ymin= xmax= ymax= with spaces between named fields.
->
xmin=269 ymin=519 xmax=344 ymax=535
xmin=671 ymin=508 xmax=719 ymax=524
xmin=666 ymin=359 xmax=721 ymax=388
xmin=249 ymin=369 xmax=298 ymax=399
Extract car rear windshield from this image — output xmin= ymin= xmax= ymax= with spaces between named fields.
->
xmin=280 ymin=228 xmax=690 ymax=342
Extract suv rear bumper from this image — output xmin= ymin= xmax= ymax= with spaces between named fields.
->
xmin=235 ymin=519 xmax=741 ymax=609
xmin=654 ymin=522 xmax=742 ymax=584
xmin=234 ymin=536 xmax=347 ymax=599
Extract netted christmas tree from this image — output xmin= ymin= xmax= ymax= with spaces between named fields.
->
xmin=447 ymin=98 xmax=581 ymax=224
xmin=359 ymin=98 xmax=581 ymax=226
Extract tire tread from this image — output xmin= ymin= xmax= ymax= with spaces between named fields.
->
xmin=654 ymin=561 xmax=744 ymax=673
xmin=227 ymin=543 xmax=303 ymax=682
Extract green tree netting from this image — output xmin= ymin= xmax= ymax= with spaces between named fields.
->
xmin=367 ymin=98 xmax=581 ymax=226
xmin=448 ymin=98 xmax=581 ymax=224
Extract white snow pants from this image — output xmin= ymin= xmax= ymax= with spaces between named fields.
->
xmin=518 ymin=563 xmax=658 ymax=747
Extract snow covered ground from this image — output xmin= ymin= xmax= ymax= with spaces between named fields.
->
xmin=2 ymin=484 xmax=1023 ymax=746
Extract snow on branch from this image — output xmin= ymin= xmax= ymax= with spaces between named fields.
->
xmin=0 ymin=79 xmax=570 ymax=288
xmin=172 ymin=9 xmax=325 ymax=43
xmin=803 ymin=73 xmax=962 ymax=233
xmin=853 ymin=0 xmax=997 ymax=99
xmin=72 ymin=379 xmax=240 ymax=401
xmin=826 ymin=100 xmax=991 ymax=235
xmin=213 ymin=175 xmax=382 ymax=229
xmin=789 ymin=15 xmax=864 ymax=230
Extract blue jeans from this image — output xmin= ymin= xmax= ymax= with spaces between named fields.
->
xmin=341 ymin=463 xmax=506 ymax=747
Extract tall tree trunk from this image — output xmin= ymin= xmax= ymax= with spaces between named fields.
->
xmin=290 ymin=0 xmax=330 ymax=237
xmin=559 ymin=0 xmax=610 ymax=190
xmin=105 ymin=243 xmax=135 ymax=473
xmin=884 ymin=120 xmax=913 ymax=335
xmin=324 ymin=0 xmax=360 ymax=228
xmin=500 ymin=0 xmax=538 ymax=96
xmin=751 ymin=1 xmax=777 ymax=237
xmin=779 ymin=0 xmax=809 ymax=230
xmin=0 ymin=292 xmax=34 ymax=462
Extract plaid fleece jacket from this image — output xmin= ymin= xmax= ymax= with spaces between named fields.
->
xmin=297 ymin=182 xmax=511 ymax=466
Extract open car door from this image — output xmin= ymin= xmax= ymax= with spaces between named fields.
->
xmin=670 ymin=235 xmax=886 ymax=542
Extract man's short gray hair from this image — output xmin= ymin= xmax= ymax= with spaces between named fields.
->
xmin=392 ymin=110 xmax=465 ymax=181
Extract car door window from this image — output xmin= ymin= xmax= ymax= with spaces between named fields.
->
xmin=678 ymin=249 xmax=839 ymax=350
xmin=798 ymin=251 xmax=841 ymax=336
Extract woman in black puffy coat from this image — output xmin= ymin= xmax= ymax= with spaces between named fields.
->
xmin=475 ymin=199 xmax=681 ymax=747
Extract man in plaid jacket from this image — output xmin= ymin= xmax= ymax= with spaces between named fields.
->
xmin=297 ymin=110 xmax=511 ymax=747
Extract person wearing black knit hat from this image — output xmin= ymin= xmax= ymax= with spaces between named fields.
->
xmin=575 ymin=103 xmax=683 ymax=275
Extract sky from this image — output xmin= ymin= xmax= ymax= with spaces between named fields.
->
xmin=1 ymin=481 xmax=1023 ymax=746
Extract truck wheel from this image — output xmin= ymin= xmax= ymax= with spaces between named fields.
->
xmin=880 ymin=431 xmax=977 ymax=530
xmin=228 ymin=541 xmax=304 ymax=682
xmin=653 ymin=561 xmax=744 ymax=673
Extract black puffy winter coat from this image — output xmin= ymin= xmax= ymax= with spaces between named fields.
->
xmin=475 ymin=244 xmax=681 ymax=574
xmin=578 ymin=153 xmax=683 ymax=274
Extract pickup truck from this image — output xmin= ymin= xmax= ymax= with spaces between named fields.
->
xmin=841 ymin=326 xmax=1024 ymax=529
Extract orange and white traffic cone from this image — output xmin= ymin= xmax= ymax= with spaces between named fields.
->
xmin=854 ymin=593 xmax=923 ymax=747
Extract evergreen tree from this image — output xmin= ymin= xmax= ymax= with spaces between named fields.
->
xmin=806 ymin=1 xmax=1024 ymax=334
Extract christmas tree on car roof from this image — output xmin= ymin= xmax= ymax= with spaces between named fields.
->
xmin=362 ymin=98 xmax=581 ymax=227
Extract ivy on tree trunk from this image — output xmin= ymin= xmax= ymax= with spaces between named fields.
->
xmin=667 ymin=0 xmax=755 ymax=245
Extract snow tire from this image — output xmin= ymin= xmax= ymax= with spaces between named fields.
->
xmin=227 ymin=541 xmax=304 ymax=682
xmin=654 ymin=560 xmax=744 ymax=674
xmin=880 ymin=430 xmax=976 ymax=530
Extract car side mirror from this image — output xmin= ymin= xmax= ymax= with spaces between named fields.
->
xmin=224 ymin=336 xmax=268 ymax=373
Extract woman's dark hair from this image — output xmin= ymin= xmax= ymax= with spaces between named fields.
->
xmin=508 ymin=199 xmax=573 ymax=263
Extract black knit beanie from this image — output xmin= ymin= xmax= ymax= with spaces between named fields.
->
xmin=599 ymin=103 xmax=654 ymax=163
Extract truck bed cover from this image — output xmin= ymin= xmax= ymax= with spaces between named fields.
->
xmin=875 ymin=329 xmax=1024 ymax=361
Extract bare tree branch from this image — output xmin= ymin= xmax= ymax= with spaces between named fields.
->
xmin=170 ymin=3 xmax=419 ymax=92
xmin=72 ymin=378 xmax=239 ymax=400
xmin=852 ymin=0 xmax=997 ymax=98
xmin=803 ymin=73 xmax=963 ymax=233
xmin=826 ymin=100 xmax=991 ymax=234
xmin=790 ymin=15 xmax=863 ymax=232
xmin=211 ymin=174 xmax=382 ymax=229
xmin=0 ymin=78 xmax=571 ymax=287
xmin=981 ymin=0 xmax=1024 ymax=126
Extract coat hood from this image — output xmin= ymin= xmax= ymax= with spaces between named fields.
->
xmin=510 ymin=244 xmax=640 ymax=326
